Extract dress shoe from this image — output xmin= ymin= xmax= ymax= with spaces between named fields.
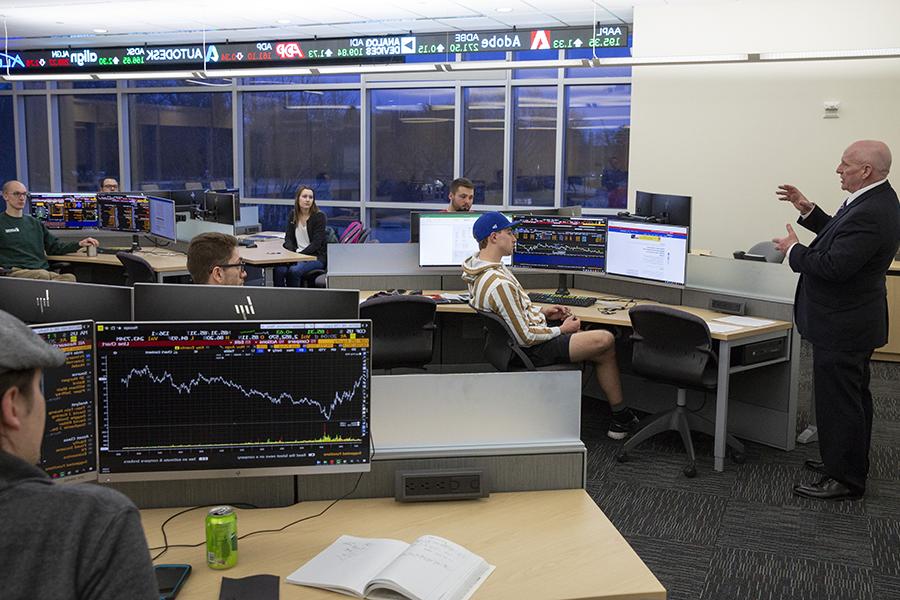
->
xmin=803 ymin=459 xmax=827 ymax=475
xmin=793 ymin=476 xmax=863 ymax=501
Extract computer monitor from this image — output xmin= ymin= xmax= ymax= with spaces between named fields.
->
xmin=148 ymin=196 xmax=177 ymax=242
xmin=95 ymin=319 xmax=371 ymax=481
xmin=511 ymin=215 xmax=608 ymax=273
xmin=132 ymin=283 xmax=360 ymax=321
xmin=0 ymin=279 xmax=132 ymax=324
xmin=203 ymin=191 xmax=239 ymax=226
xmin=29 ymin=320 xmax=98 ymax=483
xmin=605 ymin=219 xmax=689 ymax=286
xmin=28 ymin=193 xmax=99 ymax=229
xmin=634 ymin=191 xmax=692 ymax=227
xmin=417 ymin=213 xmax=511 ymax=267
xmin=97 ymin=193 xmax=151 ymax=233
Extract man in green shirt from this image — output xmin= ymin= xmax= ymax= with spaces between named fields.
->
xmin=0 ymin=180 xmax=98 ymax=281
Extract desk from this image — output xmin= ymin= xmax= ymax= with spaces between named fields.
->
xmin=240 ymin=232 xmax=315 ymax=286
xmin=142 ymin=489 xmax=666 ymax=600
xmin=874 ymin=259 xmax=900 ymax=362
xmin=363 ymin=288 xmax=793 ymax=472
xmin=48 ymin=248 xmax=189 ymax=283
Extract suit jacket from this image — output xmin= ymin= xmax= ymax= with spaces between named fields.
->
xmin=283 ymin=211 xmax=328 ymax=264
xmin=790 ymin=180 xmax=900 ymax=351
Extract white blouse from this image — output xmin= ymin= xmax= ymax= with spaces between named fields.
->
xmin=294 ymin=222 xmax=310 ymax=249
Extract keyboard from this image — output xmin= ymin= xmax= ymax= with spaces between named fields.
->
xmin=527 ymin=292 xmax=597 ymax=307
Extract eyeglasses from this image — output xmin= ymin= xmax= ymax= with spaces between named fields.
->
xmin=7 ymin=191 xmax=27 ymax=198
xmin=212 ymin=261 xmax=245 ymax=272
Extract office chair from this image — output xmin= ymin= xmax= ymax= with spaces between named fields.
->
xmin=116 ymin=251 xmax=156 ymax=286
xmin=474 ymin=309 xmax=579 ymax=372
xmin=140 ymin=183 xmax=160 ymax=191
xmin=359 ymin=295 xmax=437 ymax=371
xmin=209 ymin=180 xmax=227 ymax=190
xmin=733 ymin=241 xmax=785 ymax=263
xmin=299 ymin=226 xmax=338 ymax=288
xmin=616 ymin=305 xmax=744 ymax=477
xmin=185 ymin=181 xmax=203 ymax=190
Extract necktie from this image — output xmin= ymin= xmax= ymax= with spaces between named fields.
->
xmin=836 ymin=199 xmax=849 ymax=214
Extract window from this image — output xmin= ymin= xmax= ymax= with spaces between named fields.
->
xmin=367 ymin=208 xmax=411 ymax=243
xmin=58 ymin=94 xmax=119 ymax=192
xmin=129 ymin=92 xmax=232 ymax=190
xmin=0 ymin=97 xmax=16 ymax=187
xmin=463 ymin=87 xmax=505 ymax=206
xmin=566 ymin=47 xmax=632 ymax=79
xmin=512 ymin=87 xmax=556 ymax=207
xmin=371 ymin=88 xmax=454 ymax=203
xmin=243 ymin=90 xmax=360 ymax=200
xmin=24 ymin=96 xmax=50 ymax=191
xmin=564 ymin=85 xmax=631 ymax=209
xmin=512 ymin=49 xmax=559 ymax=80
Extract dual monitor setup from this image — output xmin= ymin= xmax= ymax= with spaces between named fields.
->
xmin=417 ymin=191 xmax=691 ymax=286
xmin=30 ymin=318 xmax=371 ymax=485
xmin=28 ymin=192 xmax=177 ymax=245
xmin=2 ymin=279 xmax=370 ymax=484
xmin=27 ymin=188 xmax=240 ymax=245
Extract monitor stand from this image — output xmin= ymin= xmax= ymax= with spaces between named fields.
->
xmin=555 ymin=273 xmax=570 ymax=296
xmin=130 ymin=234 xmax=142 ymax=252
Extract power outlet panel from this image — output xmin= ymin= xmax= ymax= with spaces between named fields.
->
xmin=395 ymin=469 xmax=489 ymax=502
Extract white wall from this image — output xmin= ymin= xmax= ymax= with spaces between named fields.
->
xmin=628 ymin=0 xmax=900 ymax=257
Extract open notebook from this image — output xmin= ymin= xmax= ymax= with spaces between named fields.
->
xmin=287 ymin=534 xmax=494 ymax=600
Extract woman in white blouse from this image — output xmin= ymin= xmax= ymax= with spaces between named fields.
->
xmin=274 ymin=185 xmax=328 ymax=287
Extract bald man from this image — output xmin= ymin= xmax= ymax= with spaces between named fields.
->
xmin=774 ymin=140 xmax=900 ymax=501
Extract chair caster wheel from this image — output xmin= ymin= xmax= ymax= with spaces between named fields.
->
xmin=731 ymin=452 xmax=746 ymax=465
xmin=616 ymin=451 xmax=628 ymax=463
xmin=683 ymin=465 xmax=697 ymax=478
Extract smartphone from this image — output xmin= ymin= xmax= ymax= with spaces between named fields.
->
xmin=154 ymin=564 xmax=192 ymax=600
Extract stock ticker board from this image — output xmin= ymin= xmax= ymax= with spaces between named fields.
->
xmin=0 ymin=25 xmax=628 ymax=75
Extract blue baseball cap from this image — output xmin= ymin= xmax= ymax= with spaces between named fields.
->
xmin=473 ymin=212 xmax=520 ymax=242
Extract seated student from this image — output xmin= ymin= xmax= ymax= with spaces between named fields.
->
xmin=274 ymin=185 xmax=327 ymax=287
xmin=186 ymin=231 xmax=246 ymax=285
xmin=99 ymin=177 xmax=119 ymax=193
xmin=0 ymin=309 xmax=157 ymax=599
xmin=446 ymin=177 xmax=475 ymax=212
xmin=461 ymin=212 xmax=638 ymax=439
xmin=0 ymin=180 xmax=98 ymax=281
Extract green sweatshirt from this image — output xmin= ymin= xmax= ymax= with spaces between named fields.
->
xmin=0 ymin=212 xmax=80 ymax=270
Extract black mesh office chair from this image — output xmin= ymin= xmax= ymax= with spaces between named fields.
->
xmin=474 ymin=309 xmax=579 ymax=372
xmin=616 ymin=304 xmax=744 ymax=477
xmin=116 ymin=252 xmax=156 ymax=286
xmin=359 ymin=295 xmax=437 ymax=371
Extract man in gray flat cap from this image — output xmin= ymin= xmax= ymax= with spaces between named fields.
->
xmin=0 ymin=310 xmax=157 ymax=600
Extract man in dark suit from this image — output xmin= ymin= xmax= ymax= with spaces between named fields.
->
xmin=774 ymin=140 xmax=900 ymax=501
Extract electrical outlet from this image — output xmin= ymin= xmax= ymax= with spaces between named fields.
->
xmin=395 ymin=469 xmax=488 ymax=502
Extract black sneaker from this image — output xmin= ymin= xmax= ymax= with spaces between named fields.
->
xmin=607 ymin=408 xmax=639 ymax=440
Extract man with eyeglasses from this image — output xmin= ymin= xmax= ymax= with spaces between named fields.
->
xmin=0 ymin=180 xmax=99 ymax=281
xmin=186 ymin=231 xmax=246 ymax=285
xmin=98 ymin=177 xmax=119 ymax=193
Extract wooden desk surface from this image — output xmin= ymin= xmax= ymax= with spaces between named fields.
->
xmin=362 ymin=288 xmax=792 ymax=342
xmin=48 ymin=248 xmax=188 ymax=273
xmin=240 ymin=238 xmax=314 ymax=266
xmin=142 ymin=489 xmax=665 ymax=600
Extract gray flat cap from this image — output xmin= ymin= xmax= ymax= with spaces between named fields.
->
xmin=0 ymin=309 xmax=65 ymax=375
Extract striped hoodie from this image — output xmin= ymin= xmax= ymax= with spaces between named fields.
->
xmin=461 ymin=252 xmax=560 ymax=347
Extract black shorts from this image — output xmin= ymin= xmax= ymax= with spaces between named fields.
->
xmin=522 ymin=333 xmax=573 ymax=367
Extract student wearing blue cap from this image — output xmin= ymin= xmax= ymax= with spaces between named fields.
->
xmin=462 ymin=212 xmax=638 ymax=439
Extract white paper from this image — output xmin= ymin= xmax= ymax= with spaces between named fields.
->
xmin=707 ymin=322 xmax=743 ymax=334
xmin=713 ymin=315 xmax=776 ymax=328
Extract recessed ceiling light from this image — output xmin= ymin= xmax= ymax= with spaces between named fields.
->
xmin=93 ymin=28 xmax=108 ymax=33
xmin=495 ymin=7 xmax=513 ymax=13
xmin=276 ymin=19 xmax=291 ymax=24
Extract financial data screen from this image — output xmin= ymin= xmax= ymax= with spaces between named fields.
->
xmin=97 ymin=194 xmax=150 ymax=233
xmin=95 ymin=320 xmax=371 ymax=480
xmin=418 ymin=213 xmax=511 ymax=267
xmin=512 ymin=216 xmax=607 ymax=272
xmin=605 ymin=219 xmax=689 ymax=285
xmin=29 ymin=193 xmax=99 ymax=229
xmin=30 ymin=321 xmax=97 ymax=482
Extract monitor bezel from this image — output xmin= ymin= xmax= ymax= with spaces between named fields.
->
xmin=417 ymin=212 xmax=483 ymax=268
xmin=27 ymin=192 xmax=100 ymax=230
xmin=604 ymin=218 xmax=690 ymax=287
xmin=96 ymin=192 xmax=152 ymax=234
xmin=94 ymin=319 xmax=372 ymax=482
xmin=147 ymin=195 xmax=177 ymax=242
xmin=28 ymin=319 xmax=99 ymax=484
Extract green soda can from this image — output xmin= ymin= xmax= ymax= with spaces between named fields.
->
xmin=205 ymin=506 xmax=238 ymax=569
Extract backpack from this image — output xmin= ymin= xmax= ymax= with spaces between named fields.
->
xmin=339 ymin=220 xmax=365 ymax=244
